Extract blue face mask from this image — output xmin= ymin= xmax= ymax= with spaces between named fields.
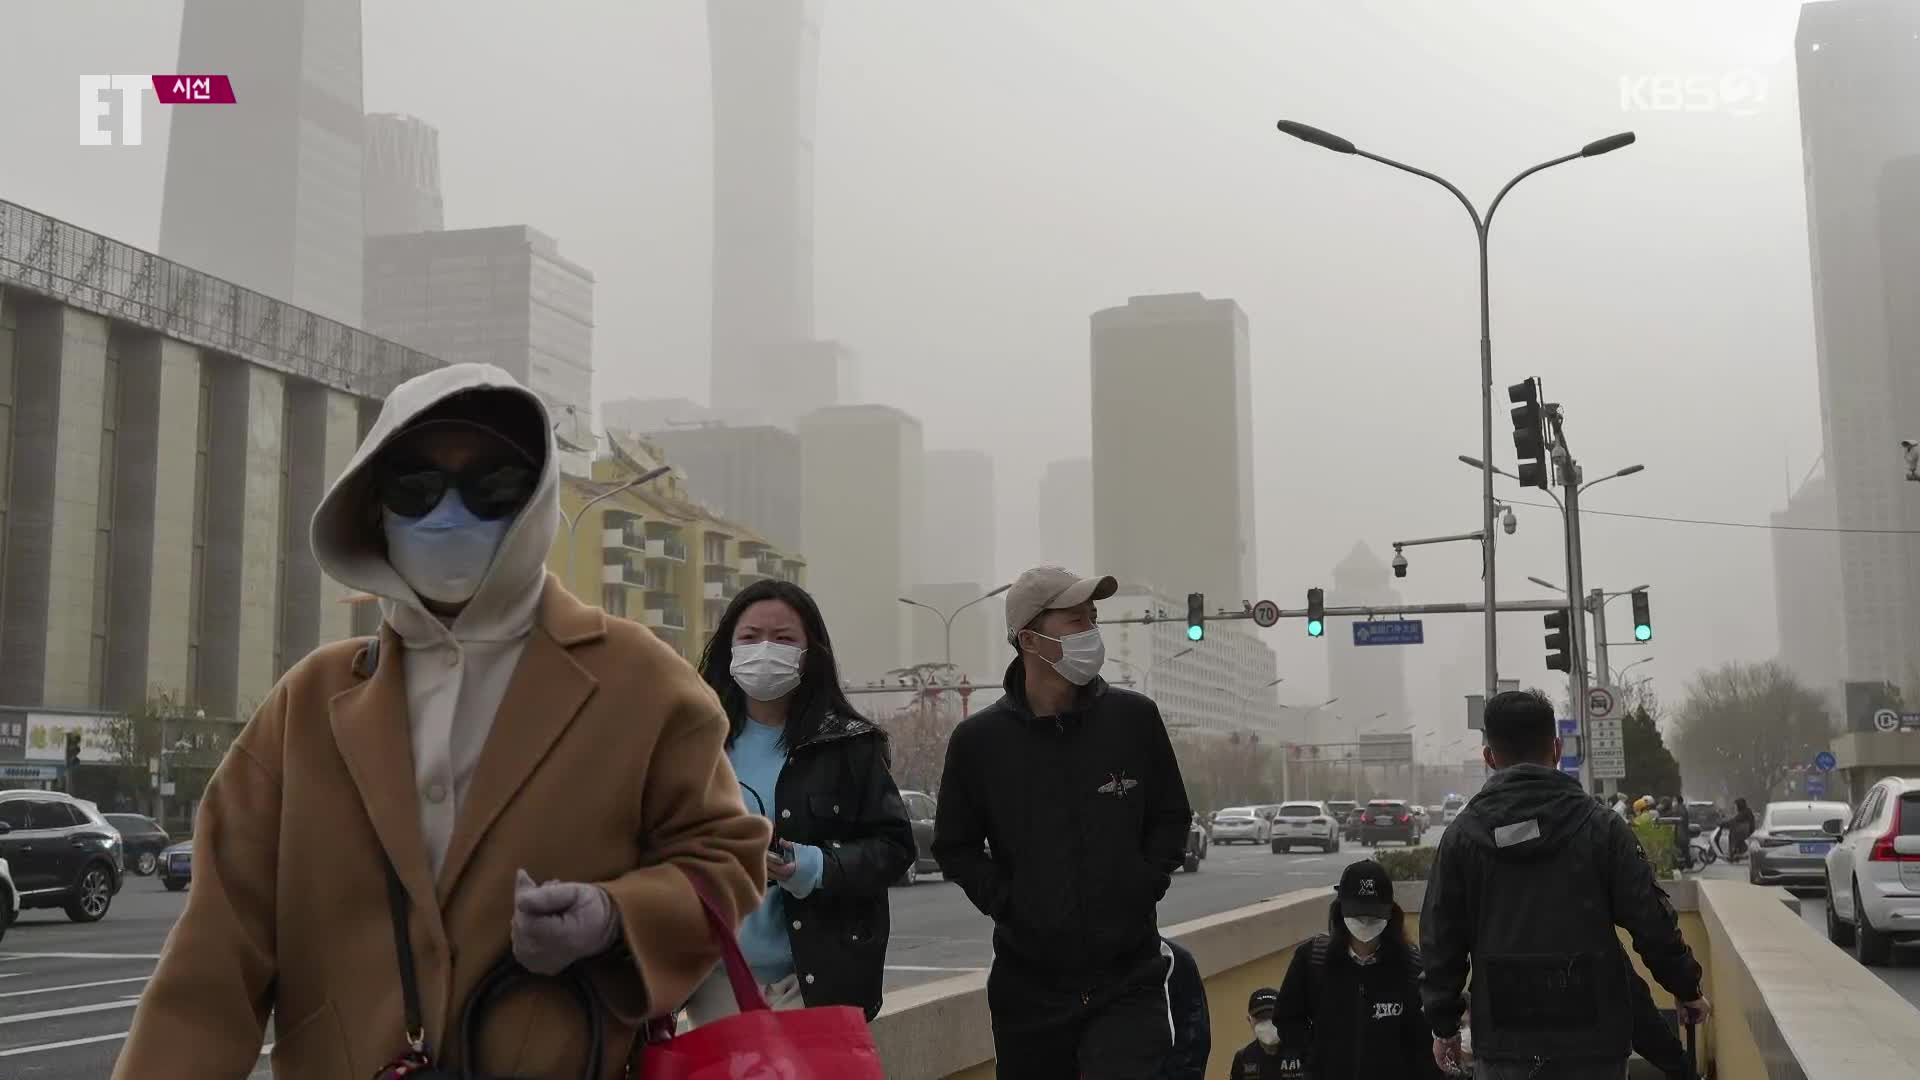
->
xmin=381 ymin=488 xmax=512 ymax=606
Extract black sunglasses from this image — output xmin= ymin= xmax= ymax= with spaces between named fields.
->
xmin=374 ymin=460 xmax=538 ymax=520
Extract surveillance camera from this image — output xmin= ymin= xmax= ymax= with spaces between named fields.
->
xmin=1391 ymin=551 xmax=1408 ymax=578
xmin=1502 ymin=507 xmax=1518 ymax=535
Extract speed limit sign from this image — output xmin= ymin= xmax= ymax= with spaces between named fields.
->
xmin=1251 ymin=600 xmax=1280 ymax=628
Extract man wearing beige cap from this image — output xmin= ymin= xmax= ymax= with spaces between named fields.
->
xmin=934 ymin=565 xmax=1194 ymax=1079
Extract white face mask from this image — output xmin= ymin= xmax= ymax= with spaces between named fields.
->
xmin=1026 ymin=626 xmax=1106 ymax=686
xmin=730 ymin=641 xmax=805 ymax=701
xmin=1344 ymin=916 xmax=1388 ymax=943
xmin=1253 ymin=1020 xmax=1280 ymax=1047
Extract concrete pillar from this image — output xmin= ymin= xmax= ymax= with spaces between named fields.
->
xmin=0 ymin=298 xmax=110 ymax=708
xmin=351 ymin=397 xmax=383 ymax=639
xmin=279 ymin=383 xmax=363 ymax=667
xmin=104 ymin=333 xmax=204 ymax=710
xmin=198 ymin=359 xmax=285 ymax=718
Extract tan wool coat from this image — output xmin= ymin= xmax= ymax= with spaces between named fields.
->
xmin=112 ymin=582 xmax=771 ymax=1079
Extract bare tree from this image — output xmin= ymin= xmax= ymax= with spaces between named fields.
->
xmin=1670 ymin=661 xmax=1834 ymax=802
xmin=1174 ymin=732 xmax=1276 ymax=811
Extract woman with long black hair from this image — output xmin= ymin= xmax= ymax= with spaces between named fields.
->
xmin=683 ymin=579 xmax=915 ymax=1025
xmin=1271 ymin=860 xmax=1445 ymax=1079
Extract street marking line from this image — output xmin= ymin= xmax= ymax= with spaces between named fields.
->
xmin=0 ymin=975 xmax=149 ymax=998
xmin=0 ymin=951 xmax=162 ymax=961
xmin=0 ymin=995 xmax=141 ymax=1024
xmin=0 ymin=1031 xmax=129 ymax=1057
xmin=884 ymin=965 xmax=987 ymax=973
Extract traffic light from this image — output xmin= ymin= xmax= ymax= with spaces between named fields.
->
xmin=1508 ymin=378 xmax=1549 ymax=490
xmin=1543 ymin=610 xmax=1572 ymax=671
xmin=1186 ymin=592 xmax=1205 ymax=642
xmin=1631 ymin=589 xmax=1652 ymax=642
xmin=1306 ymin=587 xmax=1325 ymax=638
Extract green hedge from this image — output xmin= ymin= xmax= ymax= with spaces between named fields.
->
xmin=1372 ymin=846 xmax=1438 ymax=882
xmin=1631 ymin=818 xmax=1679 ymax=880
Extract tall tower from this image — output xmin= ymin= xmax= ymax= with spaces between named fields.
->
xmin=707 ymin=0 xmax=825 ymax=420
xmin=1795 ymin=0 xmax=1920 ymax=686
xmin=363 ymin=113 xmax=444 ymax=236
xmin=1091 ymin=293 xmax=1258 ymax=604
xmin=159 ymin=0 xmax=366 ymax=326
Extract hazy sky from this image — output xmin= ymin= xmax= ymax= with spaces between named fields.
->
xmin=2 ymin=0 xmax=1826 ymax=758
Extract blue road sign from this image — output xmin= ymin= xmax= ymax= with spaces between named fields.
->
xmin=1806 ymin=774 xmax=1827 ymax=798
xmin=1352 ymin=620 xmax=1424 ymax=646
xmin=1559 ymin=753 xmax=1582 ymax=776
xmin=1814 ymin=751 xmax=1837 ymax=772
xmin=1558 ymin=717 xmax=1580 ymax=737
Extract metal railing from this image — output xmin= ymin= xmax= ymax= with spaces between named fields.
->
xmin=0 ymin=199 xmax=440 ymax=398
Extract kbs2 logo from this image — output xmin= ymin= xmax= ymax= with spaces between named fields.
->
xmin=79 ymin=75 xmax=236 ymax=146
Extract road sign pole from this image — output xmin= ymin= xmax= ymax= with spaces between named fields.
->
xmin=1558 ymin=433 xmax=1593 ymax=793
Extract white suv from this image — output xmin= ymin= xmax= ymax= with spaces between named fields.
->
xmin=1823 ymin=777 xmax=1920 ymax=966
xmin=1269 ymin=802 xmax=1340 ymax=853
xmin=0 ymin=855 xmax=15 ymax=942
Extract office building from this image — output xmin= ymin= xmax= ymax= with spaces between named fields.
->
xmin=922 ymin=450 xmax=996 ymax=587
xmin=1795 ymin=0 xmax=1920 ymax=684
xmin=1101 ymin=584 xmax=1279 ymax=739
xmin=1091 ymin=293 xmax=1258 ymax=605
xmin=363 ymin=226 xmax=594 ymax=440
xmin=0 ymin=198 xmax=435 ymax=720
xmin=160 ymin=0 xmax=366 ymax=325
xmin=641 ymin=424 xmax=803 ymax=554
xmin=798 ymin=405 xmax=923 ymax=682
xmin=364 ymin=113 xmax=445 ymax=236
xmin=1771 ymin=461 xmax=1846 ymax=702
xmin=603 ymin=397 xmax=720 ymax=433
xmin=905 ymin=582 xmax=1003 ymax=679
xmin=1039 ymin=457 xmax=1094 ymax=573
xmin=548 ymin=442 xmax=803 ymax=664
xmin=1325 ymin=543 xmax=1410 ymax=740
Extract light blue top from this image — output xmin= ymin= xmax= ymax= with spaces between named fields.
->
xmin=728 ymin=718 xmax=825 ymax=984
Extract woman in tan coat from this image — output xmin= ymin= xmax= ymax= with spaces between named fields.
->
xmin=113 ymin=363 xmax=769 ymax=1079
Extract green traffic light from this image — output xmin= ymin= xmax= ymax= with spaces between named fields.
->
xmin=1187 ymin=625 xmax=1204 ymax=641
xmin=1635 ymin=624 xmax=1652 ymax=642
xmin=1307 ymin=619 xmax=1324 ymax=637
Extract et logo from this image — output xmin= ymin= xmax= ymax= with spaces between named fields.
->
xmin=80 ymin=75 xmax=236 ymax=146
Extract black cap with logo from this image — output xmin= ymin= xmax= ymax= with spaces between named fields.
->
xmin=1336 ymin=859 xmax=1394 ymax=919
xmin=1247 ymin=987 xmax=1280 ymax=1017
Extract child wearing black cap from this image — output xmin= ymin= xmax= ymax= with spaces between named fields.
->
xmin=1227 ymin=987 xmax=1307 ymax=1079
xmin=1271 ymin=860 xmax=1446 ymax=1078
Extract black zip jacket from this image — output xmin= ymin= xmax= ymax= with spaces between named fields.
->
xmin=762 ymin=712 xmax=916 ymax=1020
xmin=1272 ymin=918 xmax=1444 ymax=1080
xmin=1157 ymin=938 xmax=1210 ymax=1080
xmin=1419 ymin=764 xmax=1704 ymax=1064
xmin=933 ymin=660 xmax=1192 ymax=1032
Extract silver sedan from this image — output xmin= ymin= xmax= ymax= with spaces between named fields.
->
xmin=1749 ymin=800 xmax=1852 ymax=889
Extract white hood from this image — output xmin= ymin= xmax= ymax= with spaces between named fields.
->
xmin=310 ymin=363 xmax=559 ymax=647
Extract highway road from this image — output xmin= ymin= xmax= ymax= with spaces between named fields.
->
xmin=0 ymin=831 xmax=1417 ymax=1078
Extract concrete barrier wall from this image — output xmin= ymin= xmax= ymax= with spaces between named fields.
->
xmin=870 ymin=876 xmax=1909 ymax=1080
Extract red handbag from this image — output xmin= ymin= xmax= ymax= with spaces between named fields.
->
xmin=627 ymin=869 xmax=884 ymax=1079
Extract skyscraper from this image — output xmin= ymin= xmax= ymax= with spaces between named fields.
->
xmin=1771 ymin=461 xmax=1845 ymax=702
xmin=1038 ymin=457 xmax=1094 ymax=574
xmin=1326 ymin=543 xmax=1409 ymax=741
xmin=1091 ymin=293 xmax=1258 ymax=604
xmin=364 ymin=113 xmax=444 ymax=236
xmin=708 ymin=0 xmax=842 ymax=426
xmin=160 ymin=0 xmax=367 ymax=325
xmin=922 ymin=449 xmax=996 ymax=587
xmin=642 ymin=424 xmax=804 ymax=554
xmin=1795 ymin=0 xmax=1920 ymax=685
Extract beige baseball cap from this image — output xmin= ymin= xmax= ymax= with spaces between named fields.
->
xmin=1005 ymin=565 xmax=1119 ymax=641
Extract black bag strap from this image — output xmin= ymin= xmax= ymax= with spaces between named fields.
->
xmin=385 ymin=860 xmax=431 ymax=1058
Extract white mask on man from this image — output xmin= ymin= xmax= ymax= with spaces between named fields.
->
xmin=1253 ymin=1020 xmax=1281 ymax=1047
xmin=1025 ymin=626 xmax=1106 ymax=685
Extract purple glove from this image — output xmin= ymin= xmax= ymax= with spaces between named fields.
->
xmin=510 ymin=868 xmax=622 ymax=975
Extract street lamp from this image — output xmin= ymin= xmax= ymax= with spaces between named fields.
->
xmin=1280 ymin=120 xmax=1636 ymax=702
xmin=1109 ymin=647 xmax=1196 ymax=691
xmin=1614 ymin=656 xmax=1654 ymax=684
xmin=898 ymin=583 xmax=1013 ymax=668
xmin=560 ymin=465 xmax=672 ymax=587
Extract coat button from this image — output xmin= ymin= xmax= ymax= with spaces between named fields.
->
xmin=791 ymin=920 xmax=802 ymax=930
xmin=425 ymin=783 xmax=448 ymax=804
xmin=804 ymin=973 xmax=815 ymax=985
xmin=832 ymin=805 xmax=840 ymax=814
xmin=780 ymin=809 xmax=791 ymax=819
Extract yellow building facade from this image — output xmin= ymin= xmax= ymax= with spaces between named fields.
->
xmin=547 ymin=442 xmax=805 ymax=663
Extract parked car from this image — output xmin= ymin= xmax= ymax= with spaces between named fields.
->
xmin=1358 ymin=799 xmax=1419 ymax=847
xmin=1441 ymin=794 xmax=1467 ymax=825
xmin=104 ymin=813 xmax=171 ymax=877
xmin=0 ymin=855 xmax=15 ymax=943
xmin=1210 ymin=807 xmax=1271 ymax=845
xmin=0 ymin=790 xmax=125 ymax=922
xmin=1745 ymin=801 xmax=1850 ymax=889
xmin=1182 ymin=816 xmax=1207 ymax=873
xmin=1824 ymin=777 xmax=1920 ymax=966
xmin=896 ymin=790 xmax=940 ymax=887
xmin=158 ymin=839 xmax=193 ymax=891
xmin=1269 ymin=801 xmax=1340 ymax=853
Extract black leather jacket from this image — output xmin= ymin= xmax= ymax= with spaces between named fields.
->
xmin=759 ymin=711 xmax=915 ymax=1020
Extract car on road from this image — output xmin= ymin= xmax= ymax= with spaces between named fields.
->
xmin=1269 ymin=801 xmax=1340 ymax=853
xmin=1190 ymin=813 xmax=1210 ymax=859
xmin=897 ymin=790 xmax=940 ymax=887
xmin=0 ymin=789 xmax=125 ymax=922
xmin=1824 ymin=777 xmax=1920 ymax=966
xmin=1746 ymin=800 xmax=1850 ymax=889
xmin=1358 ymin=799 xmax=1419 ymax=847
xmin=1325 ymin=800 xmax=1361 ymax=840
xmin=159 ymin=839 xmax=193 ymax=891
xmin=1441 ymin=794 xmax=1466 ymax=825
xmin=1210 ymin=807 xmax=1271 ymax=845
xmin=1687 ymin=800 xmax=1724 ymax=833
xmin=1182 ymin=816 xmax=1207 ymax=873
xmin=0 ymin=855 xmax=14 ymax=942
xmin=104 ymin=813 xmax=171 ymax=877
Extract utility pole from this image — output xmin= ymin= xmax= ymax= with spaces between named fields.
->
xmin=1590 ymin=586 xmax=1615 ymax=798
xmin=1552 ymin=405 xmax=1592 ymax=793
